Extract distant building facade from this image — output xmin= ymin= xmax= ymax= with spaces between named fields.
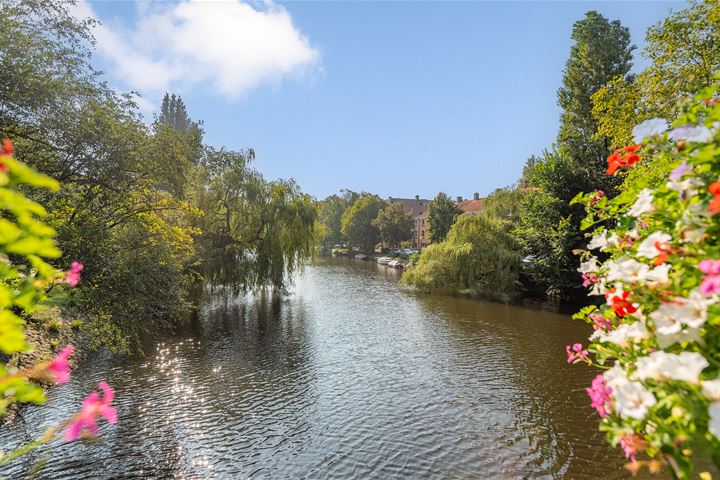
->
xmin=456 ymin=192 xmax=485 ymax=215
xmin=388 ymin=195 xmax=429 ymax=249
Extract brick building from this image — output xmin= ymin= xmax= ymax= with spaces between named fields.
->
xmin=388 ymin=195 xmax=430 ymax=249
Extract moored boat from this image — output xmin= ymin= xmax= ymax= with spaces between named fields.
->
xmin=388 ymin=260 xmax=404 ymax=268
xmin=377 ymin=256 xmax=392 ymax=265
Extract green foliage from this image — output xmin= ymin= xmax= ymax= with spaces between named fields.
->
xmin=372 ymin=202 xmax=413 ymax=248
xmin=195 ymin=148 xmax=318 ymax=294
xmin=401 ymin=214 xmax=521 ymax=300
xmin=427 ymin=192 xmax=462 ymax=243
xmin=518 ymin=11 xmax=634 ymax=300
xmin=570 ymin=85 xmax=720 ymax=479
xmin=318 ymin=190 xmax=360 ymax=246
xmin=341 ymin=194 xmax=385 ymax=253
xmin=0 ymin=144 xmax=62 ymax=415
xmin=593 ymin=0 xmax=720 ymax=149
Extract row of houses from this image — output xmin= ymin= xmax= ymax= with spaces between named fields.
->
xmin=387 ymin=193 xmax=485 ymax=250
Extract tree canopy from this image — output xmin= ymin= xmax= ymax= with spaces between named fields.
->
xmin=427 ymin=192 xmax=462 ymax=243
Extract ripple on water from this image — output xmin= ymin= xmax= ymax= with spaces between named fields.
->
xmin=0 ymin=258 xmax=654 ymax=479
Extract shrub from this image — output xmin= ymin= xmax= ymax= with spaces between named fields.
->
xmin=568 ymin=85 xmax=720 ymax=478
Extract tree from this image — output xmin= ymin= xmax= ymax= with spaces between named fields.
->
xmin=401 ymin=214 xmax=521 ymax=301
xmin=341 ymin=195 xmax=384 ymax=253
xmin=372 ymin=202 xmax=414 ymax=248
xmin=195 ymin=148 xmax=318 ymax=294
xmin=592 ymin=0 xmax=720 ymax=148
xmin=517 ymin=11 xmax=635 ymax=300
xmin=318 ymin=189 xmax=360 ymax=247
xmin=427 ymin=192 xmax=462 ymax=243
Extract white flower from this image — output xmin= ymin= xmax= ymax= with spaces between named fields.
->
xmin=605 ymin=258 xmax=669 ymax=286
xmin=636 ymin=231 xmax=672 ymax=259
xmin=604 ymin=362 xmax=630 ymax=390
xmin=578 ymin=257 xmax=599 ymax=274
xmin=656 ymin=326 xmax=703 ymax=349
xmin=651 ymin=288 xmax=716 ymax=337
xmin=667 ymin=177 xmax=703 ymax=196
xmin=589 ymin=281 xmax=607 ymax=296
xmin=709 ymin=402 xmax=720 ymax=438
xmin=669 ymin=125 xmax=713 ymax=143
xmin=634 ymin=351 xmax=708 ymax=384
xmin=606 ymin=258 xmax=650 ymax=282
xmin=628 ymin=189 xmax=655 ymax=217
xmin=614 ymin=381 xmax=657 ymax=419
xmin=702 ymin=380 xmax=720 ymax=401
xmin=587 ymin=231 xmax=608 ymax=250
xmin=600 ymin=321 xmax=650 ymax=348
xmin=632 ymin=118 xmax=668 ymax=143
xmin=644 ymin=263 xmax=671 ymax=286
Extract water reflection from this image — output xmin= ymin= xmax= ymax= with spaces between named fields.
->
xmin=0 ymin=257 xmax=655 ymax=478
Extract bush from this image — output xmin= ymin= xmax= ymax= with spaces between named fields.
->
xmin=568 ymin=85 xmax=720 ymax=479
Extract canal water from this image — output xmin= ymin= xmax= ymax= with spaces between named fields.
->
xmin=0 ymin=257 xmax=649 ymax=479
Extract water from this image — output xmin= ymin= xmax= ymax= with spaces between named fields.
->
xmin=0 ymin=257 xmax=649 ymax=479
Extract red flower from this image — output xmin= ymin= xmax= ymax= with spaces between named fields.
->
xmin=709 ymin=180 xmax=720 ymax=213
xmin=605 ymin=289 xmax=637 ymax=317
xmin=606 ymin=144 xmax=642 ymax=175
xmin=0 ymin=139 xmax=13 ymax=156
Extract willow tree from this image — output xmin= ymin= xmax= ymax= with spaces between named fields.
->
xmin=401 ymin=214 xmax=520 ymax=301
xmin=196 ymin=148 xmax=318 ymax=293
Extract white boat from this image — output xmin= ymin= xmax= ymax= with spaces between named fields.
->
xmin=354 ymin=254 xmax=368 ymax=260
xmin=388 ymin=260 xmax=404 ymax=268
xmin=377 ymin=256 xmax=392 ymax=265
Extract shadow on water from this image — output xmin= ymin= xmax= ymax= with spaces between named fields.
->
xmin=0 ymin=256 xmax=658 ymax=479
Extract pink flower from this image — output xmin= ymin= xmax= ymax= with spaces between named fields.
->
xmin=669 ymin=161 xmax=691 ymax=181
xmin=65 ymin=381 xmax=118 ymax=441
xmin=590 ymin=313 xmax=612 ymax=331
xmin=586 ymin=374 xmax=612 ymax=417
xmin=699 ymin=260 xmax=720 ymax=295
xmin=582 ymin=272 xmax=600 ymax=287
xmin=566 ymin=343 xmax=589 ymax=363
xmin=619 ymin=433 xmax=645 ymax=462
xmin=47 ymin=345 xmax=74 ymax=384
xmin=64 ymin=262 xmax=84 ymax=286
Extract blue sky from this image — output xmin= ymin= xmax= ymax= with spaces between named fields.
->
xmin=84 ymin=1 xmax=684 ymax=200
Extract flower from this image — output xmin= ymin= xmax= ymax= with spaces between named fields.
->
xmin=636 ymin=231 xmax=672 ymax=262
xmin=578 ymin=256 xmax=599 ymax=274
xmin=709 ymin=402 xmax=720 ymax=439
xmin=587 ymin=374 xmax=613 ymax=417
xmin=632 ymin=118 xmax=668 ymax=144
xmin=590 ymin=313 xmax=612 ymax=331
xmin=627 ymin=189 xmax=655 ymax=217
xmin=599 ymin=321 xmax=649 ymax=348
xmin=0 ymin=139 xmax=13 ymax=156
xmin=669 ymin=161 xmax=691 ymax=181
xmin=64 ymin=262 xmax=84 ymax=287
xmin=566 ymin=343 xmax=589 ymax=363
xmin=701 ymin=380 xmax=720 ymax=401
xmin=613 ymin=381 xmax=656 ymax=419
xmin=605 ymin=288 xmax=638 ymax=318
xmin=699 ymin=260 xmax=720 ymax=295
xmin=634 ymin=351 xmax=708 ymax=384
xmin=619 ymin=433 xmax=645 ymax=462
xmin=589 ymin=190 xmax=605 ymax=205
xmin=605 ymin=258 xmax=671 ymax=286
xmin=669 ymin=124 xmax=713 ymax=143
xmin=607 ymin=144 xmax=642 ymax=175
xmin=47 ymin=345 xmax=74 ymax=384
xmin=709 ymin=180 xmax=720 ymax=213
xmin=65 ymin=381 xmax=118 ymax=441
xmin=587 ymin=231 xmax=609 ymax=250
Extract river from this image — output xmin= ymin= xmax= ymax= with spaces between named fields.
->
xmin=0 ymin=257 xmax=648 ymax=479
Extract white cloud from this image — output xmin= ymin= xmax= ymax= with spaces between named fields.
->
xmin=74 ymin=0 xmax=320 ymax=99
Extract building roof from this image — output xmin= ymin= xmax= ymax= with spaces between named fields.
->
xmin=456 ymin=198 xmax=485 ymax=214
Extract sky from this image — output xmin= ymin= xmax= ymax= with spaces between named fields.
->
xmin=80 ymin=0 xmax=685 ymax=200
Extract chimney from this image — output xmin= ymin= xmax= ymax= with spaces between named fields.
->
xmin=415 ymin=194 xmax=420 ymax=200
xmin=456 ymin=196 xmax=463 ymax=202
xmin=473 ymin=192 xmax=480 ymax=200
